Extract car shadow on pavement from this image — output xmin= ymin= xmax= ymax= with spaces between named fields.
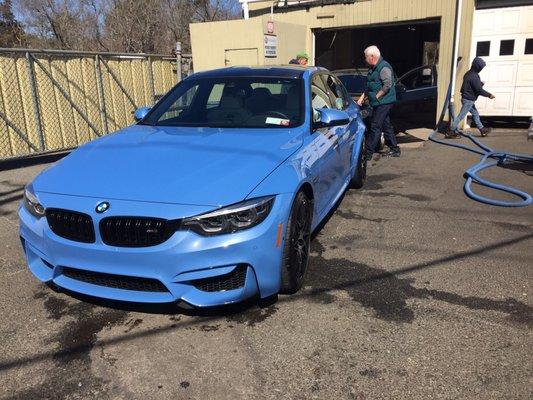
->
xmin=47 ymin=282 xmax=265 ymax=318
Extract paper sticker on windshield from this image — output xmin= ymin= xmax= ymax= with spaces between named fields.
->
xmin=266 ymin=117 xmax=290 ymax=126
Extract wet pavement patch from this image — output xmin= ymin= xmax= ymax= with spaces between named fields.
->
xmin=363 ymin=191 xmax=433 ymax=202
xmin=11 ymin=289 xmax=129 ymax=399
xmin=361 ymin=173 xmax=401 ymax=191
xmin=123 ymin=318 xmax=143 ymax=333
xmin=335 ymin=209 xmax=388 ymax=223
xmin=359 ymin=368 xmax=380 ymax=379
xmin=200 ymin=324 xmax=220 ymax=331
xmin=226 ymin=305 xmax=278 ymax=327
xmin=304 ymin=240 xmax=533 ymax=325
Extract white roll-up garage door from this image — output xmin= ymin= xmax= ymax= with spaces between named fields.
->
xmin=471 ymin=5 xmax=533 ymax=117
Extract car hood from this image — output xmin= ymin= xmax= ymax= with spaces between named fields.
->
xmin=33 ymin=124 xmax=304 ymax=206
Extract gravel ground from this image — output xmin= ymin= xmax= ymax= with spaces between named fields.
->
xmin=0 ymin=128 xmax=531 ymax=400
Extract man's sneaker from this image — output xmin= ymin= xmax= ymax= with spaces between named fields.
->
xmin=480 ymin=127 xmax=491 ymax=137
xmin=384 ymin=148 xmax=401 ymax=157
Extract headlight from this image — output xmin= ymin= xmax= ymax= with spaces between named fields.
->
xmin=23 ymin=185 xmax=45 ymax=218
xmin=182 ymin=196 xmax=275 ymax=236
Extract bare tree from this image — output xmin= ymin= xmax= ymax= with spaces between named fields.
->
xmin=16 ymin=0 xmax=101 ymax=49
xmin=0 ymin=0 xmax=26 ymax=47
xmin=13 ymin=0 xmax=240 ymax=52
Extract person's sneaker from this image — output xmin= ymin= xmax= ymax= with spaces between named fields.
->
xmin=384 ymin=148 xmax=401 ymax=157
xmin=445 ymin=130 xmax=461 ymax=139
xmin=480 ymin=127 xmax=491 ymax=137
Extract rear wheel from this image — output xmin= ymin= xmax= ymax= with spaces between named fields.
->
xmin=280 ymin=191 xmax=312 ymax=294
xmin=350 ymin=137 xmax=367 ymax=189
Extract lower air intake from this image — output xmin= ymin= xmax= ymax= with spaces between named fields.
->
xmin=191 ymin=265 xmax=247 ymax=292
xmin=62 ymin=267 xmax=168 ymax=292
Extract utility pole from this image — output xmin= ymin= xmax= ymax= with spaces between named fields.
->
xmin=176 ymin=41 xmax=182 ymax=82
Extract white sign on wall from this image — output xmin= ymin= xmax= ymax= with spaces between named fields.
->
xmin=264 ymin=34 xmax=278 ymax=58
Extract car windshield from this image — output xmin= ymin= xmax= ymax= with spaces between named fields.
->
xmin=336 ymin=74 xmax=366 ymax=94
xmin=141 ymin=76 xmax=304 ymax=128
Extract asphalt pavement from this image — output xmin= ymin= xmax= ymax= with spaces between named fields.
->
xmin=0 ymin=128 xmax=531 ymax=399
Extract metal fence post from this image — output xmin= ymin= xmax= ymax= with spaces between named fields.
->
xmin=175 ymin=42 xmax=182 ymax=83
xmin=146 ymin=56 xmax=156 ymax=103
xmin=94 ymin=55 xmax=108 ymax=135
xmin=25 ymin=51 xmax=45 ymax=151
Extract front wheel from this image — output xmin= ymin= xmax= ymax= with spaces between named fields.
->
xmin=279 ymin=191 xmax=312 ymax=294
xmin=350 ymin=137 xmax=367 ymax=189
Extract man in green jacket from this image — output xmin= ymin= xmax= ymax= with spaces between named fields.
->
xmin=357 ymin=45 xmax=400 ymax=160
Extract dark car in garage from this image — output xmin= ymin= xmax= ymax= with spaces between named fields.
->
xmin=391 ymin=64 xmax=438 ymax=132
xmin=333 ymin=64 xmax=438 ymax=133
xmin=333 ymin=68 xmax=368 ymax=99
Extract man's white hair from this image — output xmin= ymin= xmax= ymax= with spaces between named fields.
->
xmin=364 ymin=45 xmax=381 ymax=58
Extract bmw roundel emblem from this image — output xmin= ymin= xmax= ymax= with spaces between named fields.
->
xmin=95 ymin=201 xmax=110 ymax=213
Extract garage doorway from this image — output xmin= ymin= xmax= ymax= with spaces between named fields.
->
xmin=314 ymin=19 xmax=441 ymax=76
xmin=314 ymin=19 xmax=441 ymax=131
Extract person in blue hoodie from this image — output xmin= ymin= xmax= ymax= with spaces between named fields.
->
xmin=449 ymin=57 xmax=495 ymax=138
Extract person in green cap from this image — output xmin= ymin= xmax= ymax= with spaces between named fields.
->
xmin=289 ymin=52 xmax=309 ymax=66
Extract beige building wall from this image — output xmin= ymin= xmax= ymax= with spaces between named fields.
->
xmin=260 ymin=16 xmax=308 ymax=65
xmin=190 ymin=19 xmax=264 ymax=72
xmin=191 ymin=0 xmax=477 ymax=121
xmin=190 ymin=17 xmax=308 ymax=71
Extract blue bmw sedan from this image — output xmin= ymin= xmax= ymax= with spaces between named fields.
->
xmin=19 ymin=66 xmax=366 ymax=307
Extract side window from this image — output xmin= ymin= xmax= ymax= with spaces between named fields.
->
xmin=158 ymin=84 xmax=199 ymax=122
xmin=338 ymin=81 xmax=352 ymax=108
xmin=398 ymin=67 xmax=433 ymax=90
xmin=206 ymin=84 xmax=224 ymax=109
xmin=322 ymin=74 xmax=348 ymax=110
xmin=500 ymin=39 xmax=514 ymax=56
xmin=311 ymin=74 xmax=331 ymax=109
xmin=476 ymin=41 xmax=490 ymax=57
xmin=526 ymin=38 xmax=533 ymax=55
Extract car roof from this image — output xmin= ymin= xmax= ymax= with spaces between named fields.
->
xmin=332 ymin=68 xmax=368 ymax=75
xmin=189 ymin=65 xmax=328 ymax=79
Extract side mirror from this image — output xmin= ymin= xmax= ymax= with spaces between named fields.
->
xmin=133 ymin=106 xmax=151 ymax=122
xmin=313 ymin=108 xmax=350 ymax=129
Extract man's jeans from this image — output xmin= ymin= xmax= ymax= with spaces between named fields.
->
xmin=366 ymin=103 xmax=398 ymax=158
xmin=451 ymin=98 xmax=483 ymax=131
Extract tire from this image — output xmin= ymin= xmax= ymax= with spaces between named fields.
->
xmin=350 ymin=137 xmax=367 ymax=189
xmin=280 ymin=191 xmax=313 ymax=294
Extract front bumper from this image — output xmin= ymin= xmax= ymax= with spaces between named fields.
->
xmin=19 ymin=192 xmax=292 ymax=307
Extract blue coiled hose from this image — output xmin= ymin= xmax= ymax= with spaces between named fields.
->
xmin=428 ymin=86 xmax=533 ymax=207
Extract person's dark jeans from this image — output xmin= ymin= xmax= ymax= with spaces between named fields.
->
xmin=365 ymin=103 xmax=399 ymax=158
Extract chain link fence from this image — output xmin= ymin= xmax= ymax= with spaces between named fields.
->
xmin=0 ymin=48 xmax=192 ymax=161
